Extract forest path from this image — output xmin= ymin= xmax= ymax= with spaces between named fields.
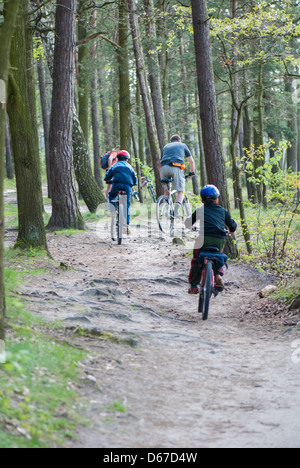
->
xmin=5 ymin=197 xmax=300 ymax=448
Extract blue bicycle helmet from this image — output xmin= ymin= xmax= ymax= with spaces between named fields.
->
xmin=200 ymin=184 xmax=220 ymax=200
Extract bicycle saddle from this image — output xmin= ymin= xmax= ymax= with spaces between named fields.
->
xmin=201 ymin=246 xmax=220 ymax=253
xmin=160 ymin=177 xmax=173 ymax=184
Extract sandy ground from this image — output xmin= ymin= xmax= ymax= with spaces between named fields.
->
xmin=5 ymin=194 xmax=300 ymax=448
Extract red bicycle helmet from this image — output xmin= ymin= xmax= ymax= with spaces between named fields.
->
xmin=117 ymin=150 xmax=130 ymax=160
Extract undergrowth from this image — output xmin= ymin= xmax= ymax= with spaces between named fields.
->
xmin=0 ymin=255 xmax=87 ymax=448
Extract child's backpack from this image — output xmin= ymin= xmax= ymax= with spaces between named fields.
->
xmin=100 ymin=151 xmax=111 ymax=170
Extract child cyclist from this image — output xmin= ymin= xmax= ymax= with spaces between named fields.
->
xmin=104 ymin=150 xmax=137 ymax=234
xmin=185 ymin=185 xmax=237 ymax=294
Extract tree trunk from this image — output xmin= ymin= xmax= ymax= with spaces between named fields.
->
xmin=36 ymin=41 xmax=51 ymax=198
xmin=191 ymin=0 xmax=230 ymax=210
xmin=196 ymin=90 xmax=206 ymax=187
xmin=90 ymin=71 xmax=103 ymax=189
xmin=127 ymin=0 xmax=163 ymax=198
xmin=5 ymin=118 xmax=14 ymax=179
xmin=179 ymin=36 xmax=199 ymax=195
xmin=136 ymin=83 xmax=145 ymax=165
xmin=118 ymin=0 xmax=131 ymax=151
xmin=285 ymin=75 xmax=297 ymax=172
xmin=89 ymin=14 xmax=104 ymax=191
xmin=297 ymin=103 xmax=300 ymax=175
xmin=47 ymin=0 xmax=84 ymax=230
xmin=98 ymin=70 xmax=113 ymax=149
xmin=0 ymin=0 xmax=19 ymax=342
xmin=253 ymin=62 xmax=266 ymax=207
xmin=156 ymin=0 xmax=169 ymax=116
xmin=243 ymin=104 xmax=256 ymax=203
xmin=7 ymin=0 xmax=48 ymax=251
xmin=191 ymin=0 xmax=237 ymax=258
xmin=73 ymin=112 xmax=106 ymax=212
xmin=77 ymin=0 xmax=90 ymax=144
xmin=143 ymin=0 xmax=167 ymax=150
xmin=231 ymin=106 xmax=253 ymax=254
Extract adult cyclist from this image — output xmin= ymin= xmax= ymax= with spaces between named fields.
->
xmin=160 ymin=135 xmax=196 ymax=216
xmin=185 ymin=184 xmax=237 ymax=294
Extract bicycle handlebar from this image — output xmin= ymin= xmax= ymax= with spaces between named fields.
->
xmin=191 ymin=227 xmax=231 ymax=236
xmin=185 ymin=172 xmax=195 ymax=179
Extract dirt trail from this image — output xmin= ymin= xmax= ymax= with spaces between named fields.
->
xmin=5 ymin=203 xmax=300 ymax=448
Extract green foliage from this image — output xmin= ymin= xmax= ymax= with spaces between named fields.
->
xmin=0 ymin=262 xmax=86 ymax=447
xmin=210 ymin=1 xmax=300 ymax=68
xmin=32 ymin=36 xmax=45 ymax=61
xmin=107 ymin=400 xmax=127 ymax=413
xmin=241 ymin=140 xmax=299 ymax=259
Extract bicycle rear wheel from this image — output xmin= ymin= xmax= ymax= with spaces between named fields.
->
xmin=111 ymin=212 xmax=117 ymax=241
xmin=156 ymin=196 xmax=171 ymax=234
xmin=198 ymin=261 xmax=213 ymax=320
xmin=117 ymin=203 xmax=124 ymax=245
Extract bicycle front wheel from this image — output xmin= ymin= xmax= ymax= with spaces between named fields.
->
xmin=156 ymin=196 xmax=171 ymax=234
xmin=198 ymin=261 xmax=213 ymax=320
xmin=148 ymin=185 xmax=157 ymax=203
xmin=182 ymin=197 xmax=192 ymax=217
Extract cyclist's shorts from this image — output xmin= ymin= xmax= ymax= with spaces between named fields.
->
xmin=160 ymin=165 xmax=185 ymax=192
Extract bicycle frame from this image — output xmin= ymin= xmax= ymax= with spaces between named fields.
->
xmin=156 ymin=178 xmax=191 ymax=236
xmin=132 ymin=176 xmax=156 ymax=203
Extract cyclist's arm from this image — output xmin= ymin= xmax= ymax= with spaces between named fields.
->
xmin=184 ymin=210 xmax=197 ymax=229
xmin=186 ymin=155 xmax=195 ymax=174
xmin=105 ymin=166 xmax=114 ymax=183
xmin=224 ymin=210 xmax=237 ymax=234
xmin=132 ymin=170 xmax=137 ymax=186
xmin=108 ymin=151 xmax=117 ymax=169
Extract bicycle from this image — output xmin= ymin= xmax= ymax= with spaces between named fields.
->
xmin=132 ymin=174 xmax=156 ymax=203
xmin=197 ymin=233 xmax=229 ymax=320
xmin=111 ymin=191 xmax=127 ymax=245
xmin=156 ymin=174 xmax=192 ymax=236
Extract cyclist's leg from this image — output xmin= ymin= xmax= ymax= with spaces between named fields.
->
xmin=188 ymin=248 xmax=201 ymax=294
xmin=108 ymin=184 xmax=119 ymax=210
xmin=203 ymin=236 xmax=226 ymax=291
xmin=172 ymin=168 xmax=185 ymax=216
xmin=160 ymin=165 xmax=172 ymax=196
xmin=124 ymin=186 xmax=131 ymax=226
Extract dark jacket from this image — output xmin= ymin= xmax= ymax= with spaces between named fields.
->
xmin=185 ymin=204 xmax=237 ymax=238
xmin=105 ymin=161 xmax=137 ymax=187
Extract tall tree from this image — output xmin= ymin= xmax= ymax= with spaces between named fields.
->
xmin=143 ymin=0 xmax=167 ymax=150
xmin=5 ymin=119 xmax=14 ymax=179
xmin=7 ymin=0 xmax=48 ymax=251
xmin=118 ymin=0 xmax=131 ymax=150
xmin=77 ymin=0 xmax=90 ymax=144
xmin=0 ymin=0 xmax=19 ymax=343
xmin=191 ymin=0 xmax=229 ymax=210
xmin=47 ymin=0 xmax=84 ymax=230
xmin=191 ymin=0 xmax=238 ymax=257
xmin=73 ymin=111 xmax=106 ymax=212
xmin=127 ymin=0 xmax=163 ymax=197
xmin=36 ymin=40 xmax=51 ymax=198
